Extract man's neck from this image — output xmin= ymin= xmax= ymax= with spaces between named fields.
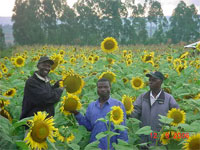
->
xmin=152 ymin=89 xmax=161 ymax=97
xmin=99 ymin=96 xmax=109 ymax=104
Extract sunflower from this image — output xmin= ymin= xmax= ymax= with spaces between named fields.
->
xmin=3 ymin=88 xmax=16 ymax=97
xmin=50 ymin=54 xmax=62 ymax=71
xmin=0 ymin=63 xmax=6 ymax=69
xmin=99 ymin=71 xmax=116 ymax=83
xmin=110 ymin=106 xmax=124 ymax=125
xmin=59 ymin=50 xmax=65 ymax=55
xmin=131 ymin=77 xmax=144 ymax=90
xmin=88 ymin=56 xmax=94 ymax=64
xmin=196 ymin=43 xmax=200 ymax=51
xmin=2 ymin=67 xmax=8 ymax=73
xmin=0 ymin=99 xmax=10 ymax=108
xmin=0 ymin=109 xmax=12 ymax=122
xmin=14 ymin=56 xmax=25 ymax=67
xmin=94 ymin=55 xmax=99 ymax=62
xmin=70 ymin=57 xmax=76 ymax=65
xmin=126 ymin=59 xmax=132 ymax=66
xmin=67 ymin=133 xmax=75 ymax=143
xmin=167 ymin=56 xmax=173 ymax=63
xmin=173 ymin=58 xmax=182 ymax=68
xmin=160 ymin=132 xmax=170 ymax=145
xmin=180 ymin=52 xmax=189 ymax=59
xmin=101 ymin=37 xmax=118 ymax=53
xmin=122 ymin=77 xmax=129 ymax=84
xmin=121 ymin=95 xmax=134 ymax=115
xmin=61 ymin=72 xmax=84 ymax=94
xmin=183 ymin=133 xmax=200 ymax=150
xmin=107 ymin=58 xmax=115 ymax=65
xmin=167 ymin=108 xmax=186 ymax=126
xmin=60 ymin=94 xmax=82 ymax=116
xmin=142 ymin=53 xmax=154 ymax=63
xmin=0 ymin=71 xmax=2 ymax=78
xmin=24 ymin=111 xmax=57 ymax=150
xmin=176 ymin=65 xmax=185 ymax=75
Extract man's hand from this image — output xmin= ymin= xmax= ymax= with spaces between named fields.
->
xmin=53 ymin=80 xmax=62 ymax=88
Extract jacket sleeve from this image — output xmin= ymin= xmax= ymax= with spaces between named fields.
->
xmin=117 ymin=103 xmax=128 ymax=142
xmin=75 ymin=105 xmax=93 ymax=131
xmin=130 ymin=94 xmax=143 ymax=119
xmin=26 ymin=78 xmax=63 ymax=106
xmin=169 ymin=95 xmax=179 ymax=109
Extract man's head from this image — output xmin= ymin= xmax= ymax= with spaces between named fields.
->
xmin=37 ymin=56 xmax=54 ymax=78
xmin=97 ymin=78 xmax=111 ymax=99
xmin=146 ymin=71 xmax=164 ymax=91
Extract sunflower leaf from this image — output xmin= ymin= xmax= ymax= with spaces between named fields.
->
xmin=15 ymin=140 xmax=29 ymax=150
xmin=96 ymin=118 xmax=107 ymax=124
xmin=113 ymin=139 xmax=135 ymax=150
xmin=96 ymin=132 xmax=107 ymax=140
xmin=114 ymin=124 xmax=128 ymax=131
xmin=84 ymin=140 xmax=100 ymax=150
xmin=13 ymin=116 xmax=33 ymax=129
xmin=158 ymin=115 xmax=173 ymax=124
xmin=68 ymin=143 xmax=80 ymax=150
xmin=47 ymin=138 xmax=58 ymax=150
xmin=135 ymin=126 xmax=152 ymax=135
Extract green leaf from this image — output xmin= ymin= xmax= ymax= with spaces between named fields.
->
xmin=96 ymin=132 xmax=107 ymax=140
xmin=113 ymin=139 xmax=135 ymax=150
xmin=96 ymin=118 xmax=107 ymax=124
xmin=149 ymin=146 xmax=167 ymax=150
xmin=68 ymin=143 xmax=80 ymax=150
xmin=13 ymin=116 xmax=33 ymax=129
xmin=47 ymin=138 xmax=58 ymax=150
xmin=15 ymin=140 xmax=29 ymax=150
xmin=135 ymin=126 xmax=152 ymax=135
xmin=158 ymin=114 xmax=173 ymax=124
xmin=84 ymin=141 xmax=100 ymax=150
xmin=114 ymin=124 xmax=128 ymax=131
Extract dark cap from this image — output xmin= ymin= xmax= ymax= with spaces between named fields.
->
xmin=146 ymin=71 xmax=165 ymax=81
xmin=38 ymin=56 xmax=54 ymax=65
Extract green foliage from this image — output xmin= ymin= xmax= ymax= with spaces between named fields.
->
xmin=0 ymin=25 xmax=6 ymax=50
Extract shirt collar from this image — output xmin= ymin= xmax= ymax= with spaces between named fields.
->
xmin=96 ymin=96 xmax=111 ymax=106
xmin=150 ymin=90 xmax=162 ymax=99
xmin=35 ymin=72 xmax=50 ymax=83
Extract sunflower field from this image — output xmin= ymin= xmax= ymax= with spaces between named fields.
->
xmin=0 ymin=38 xmax=200 ymax=150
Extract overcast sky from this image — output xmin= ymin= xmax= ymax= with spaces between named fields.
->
xmin=0 ymin=0 xmax=199 ymax=17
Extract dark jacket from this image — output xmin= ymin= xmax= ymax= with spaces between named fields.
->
xmin=131 ymin=90 xmax=179 ymax=146
xmin=20 ymin=72 xmax=63 ymax=120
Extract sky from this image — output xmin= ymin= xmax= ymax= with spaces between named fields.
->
xmin=0 ymin=0 xmax=199 ymax=17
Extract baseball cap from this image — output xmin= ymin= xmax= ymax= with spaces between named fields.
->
xmin=146 ymin=71 xmax=165 ymax=81
xmin=38 ymin=56 xmax=54 ymax=65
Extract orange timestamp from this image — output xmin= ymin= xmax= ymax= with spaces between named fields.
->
xmin=150 ymin=132 xmax=190 ymax=139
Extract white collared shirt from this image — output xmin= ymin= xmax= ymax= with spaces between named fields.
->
xmin=150 ymin=90 xmax=162 ymax=106
xmin=35 ymin=72 xmax=50 ymax=83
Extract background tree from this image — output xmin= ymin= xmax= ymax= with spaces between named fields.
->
xmin=167 ymin=1 xmax=200 ymax=43
xmin=0 ymin=25 xmax=6 ymax=50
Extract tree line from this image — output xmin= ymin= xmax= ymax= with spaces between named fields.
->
xmin=7 ymin=0 xmax=200 ymax=46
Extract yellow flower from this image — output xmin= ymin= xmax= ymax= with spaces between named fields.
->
xmin=131 ymin=77 xmax=144 ymax=90
xmin=183 ymin=133 xmax=200 ymax=150
xmin=70 ymin=57 xmax=76 ymax=65
xmin=0 ymin=71 xmax=2 ymax=78
xmin=142 ymin=53 xmax=154 ymax=63
xmin=99 ymin=71 xmax=116 ymax=83
xmin=167 ymin=108 xmax=186 ymax=126
xmin=67 ymin=133 xmax=75 ymax=143
xmin=176 ymin=65 xmax=185 ymax=75
xmin=196 ymin=43 xmax=200 ymax=51
xmin=14 ymin=56 xmax=25 ymax=67
xmin=110 ymin=106 xmax=124 ymax=125
xmin=173 ymin=58 xmax=182 ymax=68
xmin=3 ymin=88 xmax=16 ymax=97
xmin=122 ymin=77 xmax=129 ymax=84
xmin=126 ymin=59 xmax=132 ymax=66
xmin=88 ymin=56 xmax=94 ymax=64
xmin=101 ymin=37 xmax=118 ymax=53
xmin=121 ymin=95 xmax=134 ymax=115
xmin=94 ymin=55 xmax=99 ymax=62
xmin=167 ymin=56 xmax=173 ymax=63
xmin=0 ymin=109 xmax=12 ymax=122
xmin=160 ymin=132 xmax=170 ymax=145
xmin=50 ymin=54 xmax=63 ymax=71
xmin=2 ymin=67 xmax=8 ymax=73
xmin=24 ymin=112 xmax=57 ymax=150
xmin=180 ymin=51 xmax=189 ymax=59
xmin=60 ymin=94 xmax=82 ymax=116
xmin=62 ymin=72 xmax=84 ymax=94
xmin=0 ymin=99 xmax=10 ymax=108
xmin=59 ymin=50 xmax=65 ymax=55
xmin=107 ymin=58 xmax=115 ymax=65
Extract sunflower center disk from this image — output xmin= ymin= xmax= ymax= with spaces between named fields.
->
xmin=124 ymin=98 xmax=132 ymax=111
xmin=113 ymin=110 xmax=120 ymax=120
xmin=64 ymin=76 xmax=81 ymax=93
xmin=171 ymin=112 xmax=183 ymax=124
xmin=104 ymin=41 xmax=114 ymax=50
xmin=17 ymin=59 xmax=23 ymax=65
xmin=133 ymin=79 xmax=142 ymax=87
xmin=189 ymin=138 xmax=200 ymax=150
xmin=64 ymin=98 xmax=78 ymax=111
xmin=31 ymin=121 xmax=49 ymax=143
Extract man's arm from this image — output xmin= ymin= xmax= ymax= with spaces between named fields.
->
xmin=130 ymin=94 xmax=143 ymax=119
xmin=169 ymin=94 xmax=179 ymax=109
xmin=73 ymin=105 xmax=93 ymax=131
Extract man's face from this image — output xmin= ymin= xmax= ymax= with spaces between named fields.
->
xmin=97 ymin=81 xmax=110 ymax=98
xmin=37 ymin=61 xmax=52 ymax=78
xmin=148 ymin=76 xmax=162 ymax=91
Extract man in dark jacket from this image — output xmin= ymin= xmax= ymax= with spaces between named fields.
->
xmin=20 ymin=56 xmax=64 ymax=121
xmin=131 ymin=71 xmax=179 ymax=149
